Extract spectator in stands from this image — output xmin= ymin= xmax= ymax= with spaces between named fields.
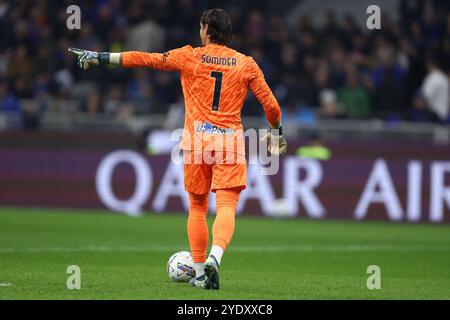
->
xmin=82 ymin=91 xmax=103 ymax=115
xmin=317 ymin=89 xmax=343 ymax=119
xmin=408 ymin=89 xmax=440 ymax=122
xmin=372 ymin=66 xmax=404 ymax=120
xmin=422 ymin=54 xmax=450 ymax=122
xmin=0 ymin=80 xmax=20 ymax=112
xmin=338 ymin=67 xmax=371 ymax=119
xmin=104 ymin=84 xmax=124 ymax=115
xmin=296 ymin=132 xmax=332 ymax=161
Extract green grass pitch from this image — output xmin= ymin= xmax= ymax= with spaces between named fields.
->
xmin=0 ymin=207 xmax=449 ymax=300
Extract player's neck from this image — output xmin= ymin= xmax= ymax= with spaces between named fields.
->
xmin=205 ymin=40 xmax=224 ymax=47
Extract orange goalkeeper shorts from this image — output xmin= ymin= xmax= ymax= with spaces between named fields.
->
xmin=183 ymin=150 xmax=247 ymax=194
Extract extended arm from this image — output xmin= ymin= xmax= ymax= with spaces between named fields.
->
xmin=248 ymin=65 xmax=282 ymax=130
xmin=248 ymin=59 xmax=287 ymax=156
xmin=68 ymin=46 xmax=191 ymax=71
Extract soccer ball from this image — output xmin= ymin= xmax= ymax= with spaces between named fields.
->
xmin=167 ymin=251 xmax=196 ymax=282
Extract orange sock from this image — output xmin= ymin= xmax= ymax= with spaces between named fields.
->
xmin=212 ymin=188 xmax=240 ymax=251
xmin=187 ymin=192 xmax=209 ymax=263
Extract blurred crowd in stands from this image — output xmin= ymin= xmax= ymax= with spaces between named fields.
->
xmin=0 ymin=0 xmax=449 ymax=130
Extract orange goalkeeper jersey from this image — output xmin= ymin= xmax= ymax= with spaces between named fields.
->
xmin=122 ymin=44 xmax=282 ymax=154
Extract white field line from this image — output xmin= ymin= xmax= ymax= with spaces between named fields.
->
xmin=0 ymin=244 xmax=449 ymax=253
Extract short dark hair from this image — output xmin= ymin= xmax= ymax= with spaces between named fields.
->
xmin=200 ymin=8 xmax=232 ymax=45
xmin=425 ymin=51 xmax=441 ymax=68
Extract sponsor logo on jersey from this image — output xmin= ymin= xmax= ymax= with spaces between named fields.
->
xmin=196 ymin=121 xmax=234 ymax=135
xmin=162 ymin=52 xmax=170 ymax=63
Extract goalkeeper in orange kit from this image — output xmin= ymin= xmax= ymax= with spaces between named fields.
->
xmin=69 ymin=8 xmax=287 ymax=290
